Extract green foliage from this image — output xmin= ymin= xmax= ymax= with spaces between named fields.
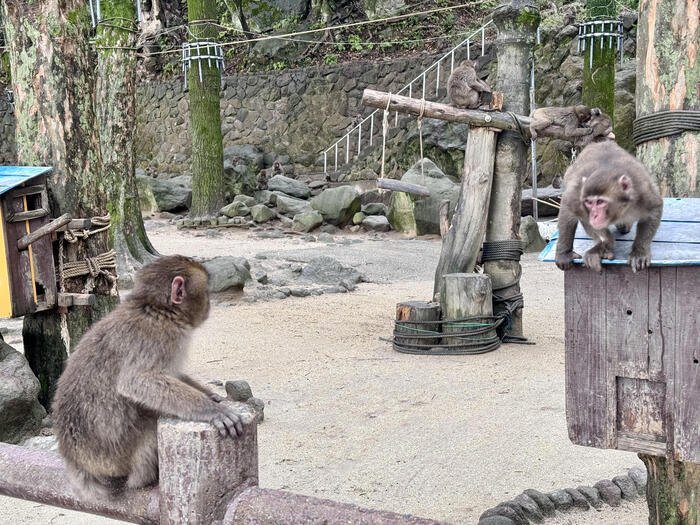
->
xmin=271 ymin=60 xmax=287 ymax=70
xmin=324 ymin=53 xmax=339 ymax=65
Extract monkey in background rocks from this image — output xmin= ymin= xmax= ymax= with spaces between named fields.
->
xmin=53 ymin=255 xmax=245 ymax=500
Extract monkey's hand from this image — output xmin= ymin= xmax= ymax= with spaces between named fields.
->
xmin=583 ymin=248 xmax=605 ymax=273
xmin=555 ymin=251 xmax=579 ymax=271
xmin=628 ymin=247 xmax=651 ymax=273
xmin=209 ymin=393 xmax=225 ymax=403
xmin=210 ymin=404 xmax=244 ymax=438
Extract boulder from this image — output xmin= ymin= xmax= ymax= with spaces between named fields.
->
xmin=250 ymin=204 xmax=275 ymax=223
xmin=353 ymin=212 xmax=366 ymax=225
xmin=254 ymin=190 xmax=274 ymax=205
xmin=520 ymin=216 xmax=547 ymax=253
xmin=202 ymin=256 xmax=251 ymax=292
xmin=311 ymin=186 xmax=361 ymax=226
xmin=389 ymin=159 xmax=459 ymax=236
xmin=363 ymin=215 xmax=391 ymax=232
xmin=300 ymin=256 xmax=364 ymax=291
xmin=220 ymin=201 xmax=250 ymax=218
xmin=223 ymin=144 xmax=264 ymax=197
xmin=276 ymin=194 xmax=312 ymax=216
xmin=292 ymin=211 xmax=323 ymax=233
xmin=267 ymin=175 xmax=310 ymax=199
xmin=145 ymin=175 xmax=192 ymax=212
xmin=0 ymin=340 xmax=47 ymax=444
xmin=233 ymin=194 xmax=256 ymax=207
xmin=361 ymin=202 xmax=389 ymax=216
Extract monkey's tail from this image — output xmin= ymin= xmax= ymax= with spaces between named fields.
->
xmin=65 ymin=462 xmax=118 ymax=502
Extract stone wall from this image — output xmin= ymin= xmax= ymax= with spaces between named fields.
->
xmin=135 ymin=53 xmax=446 ymax=177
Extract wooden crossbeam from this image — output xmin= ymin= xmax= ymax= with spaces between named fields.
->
xmin=362 ymin=89 xmax=532 ymax=134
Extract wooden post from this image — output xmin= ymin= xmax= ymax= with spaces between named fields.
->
xmin=484 ymin=1 xmax=540 ymax=339
xmin=158 ymin=404 xmax=259 ymax=525
xmin=439 ymin=273 xmax=496 ymax=348
xmin=635 ymin=0 xmax=700 ymax=520
xmin=432 ymin=127 xmax=500 ymax=298
xmin=394 ymin=301 xmax=441 ymax=350
xmin=439 ymin=200 xmax=450 ymax=238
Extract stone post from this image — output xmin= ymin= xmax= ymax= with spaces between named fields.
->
xmin=158 ymin=405 xmax=259 ymax=525
xmin=486 ymin=0 xmax=540 ymax=338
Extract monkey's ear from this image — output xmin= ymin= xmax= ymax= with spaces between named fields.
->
xmin=171 ymin=276 xmax=186 ymax=305
xmin=618 ymin=174 xmax=631 ymax=193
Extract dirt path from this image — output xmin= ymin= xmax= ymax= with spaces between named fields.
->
xmin=0 ymin=225 xmax=648 ymax=524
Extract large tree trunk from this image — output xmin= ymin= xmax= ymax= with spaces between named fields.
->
xmin=97 ymin=0 xmax=158 ymax=287
xmin=582 ymin=0 xmax=616 ymax=119
xmin=485 ymin=1 xmax=539 ymax=339
xmin=3 ymin=0 xmax=118 ymax=406
xmin=636 ymin=0 xmax=700 ymax=521
xmin=187 ymin=0 xmax=226 ymax=217
xmin=636 ymin=0 xmax=699 ymax=197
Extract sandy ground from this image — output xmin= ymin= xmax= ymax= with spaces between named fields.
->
xmin=0 ymin=223 xmax=649 ymax=524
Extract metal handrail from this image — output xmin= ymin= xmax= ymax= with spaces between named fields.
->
xmin=322 ymin=20 xmax=495 ymax=174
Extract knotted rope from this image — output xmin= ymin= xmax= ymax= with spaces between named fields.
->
xmin=378 ymin=91 xmax=393 ymax=192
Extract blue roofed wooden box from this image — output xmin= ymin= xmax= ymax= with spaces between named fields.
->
xmin=0 ymin=166 xmax=57 ymax=318
xmin=539 ymin=198 xmax=699 ymax=462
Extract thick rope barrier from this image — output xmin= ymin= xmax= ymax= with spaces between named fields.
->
xmin=633 ymin=110 xmax=700 ymax=146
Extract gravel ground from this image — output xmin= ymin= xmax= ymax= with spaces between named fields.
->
xmin=0 ymin=223 xmax=649 ymax=524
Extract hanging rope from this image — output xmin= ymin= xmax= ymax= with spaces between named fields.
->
xmin=418 ymin=97 xmax=426 ymax=184
xmin=378 ymin=92 xmax=392 ymax=192
xmin=63 ymin=215 xmax=111 ymax=243
xmin=632 ymin=110 xmax=700 ymax=146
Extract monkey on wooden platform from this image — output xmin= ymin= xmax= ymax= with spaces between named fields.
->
xmin=53 ymin=255 xmax=244 ymax=500
xmin=555 ymin=141 xmax=663 ymax=273
xmin=447 ymin=60 xmax=492 ymax=109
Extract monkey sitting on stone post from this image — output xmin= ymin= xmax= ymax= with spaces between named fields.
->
xmin=447 ymin=60 xmax=493 ymax=109
xmin=555 ymin=141 xmax=663 ymax=273
xmin=53 ymin=255 xmax=244 ymax=500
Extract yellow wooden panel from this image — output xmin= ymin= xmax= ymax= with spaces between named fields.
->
xmin=0 ymin=214 xmax=13 ymax=317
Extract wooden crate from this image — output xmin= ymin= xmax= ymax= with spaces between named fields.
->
xmin=0 ymin=166 xmax=57 ymax=318
xmin=540 ymin=198 xmax=700 ymax=462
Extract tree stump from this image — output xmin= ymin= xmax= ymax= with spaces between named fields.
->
xmin=439 ymin=273 xmax=496 ymax=351
xmin=394 ymin=301 xmax=441 ymax=351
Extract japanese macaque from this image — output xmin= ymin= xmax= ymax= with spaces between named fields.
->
xmin=574 ymin=107 xmax=614 ymax=148
xmin=529 ymin=105 xmax=592 ymax=141
xmin=53 ymin=255 xmax=244 ymax=500
xmin=272 ymin=161 xmax=284 ymax=177
xmin=257 ymin=169 xmax=268 ymax=190
xmin=447 ymin=60 xmax=492 ymax=109
xmin=555 ymin=141 xmax=663 ymax=273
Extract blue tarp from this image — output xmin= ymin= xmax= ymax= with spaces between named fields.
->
xmin=539 ymin=198 xmax=700 ymax=266
xmin=0 ymin=166 xmax=52 ymax=196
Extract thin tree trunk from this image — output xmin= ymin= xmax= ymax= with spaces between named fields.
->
xmin=96 ymin=0 xmax=158 ymax=287
xmin=187 ymin=0 xmax=226 ymax=217
xmin=636 ymin=0 xmax=700 ymax=521
xmin=3 ymin=0 xmax=118 ymax=406
xmin=636 ymin=0 xmax=699 ymax=197
xmin=582 ymin=0 xmax=616 ymax=119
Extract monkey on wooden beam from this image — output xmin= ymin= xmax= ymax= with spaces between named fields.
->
xmin=53 ymin=255 xmax=244 ymax=500
xmin=555 ymin=140 xmax=663 ymax=273
xmin=529 ymin=105 xmax=613 ymax=147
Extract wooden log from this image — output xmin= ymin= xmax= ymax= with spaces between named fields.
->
xmin=394 ymin=301 xmax=441 ymax=350
xmin=376 ymin=178 xmax=430 ymax=196
xmin=439 ymin=273 xmax=496 ymax=350
xmin=432 ymin=126 xmax=499 ymax=297
xmin=17 ymin=213 xmax=71 ymax=251
xmin=6 ymin=208 xmax=49 ymax=222
xmin=56 ymin=219 xmax=92 ymax=231
xmin=362 ymin=89 xmax=531 ymax=134
xmin=439 ymin=200 xmax=450 ymax=238
xmin=158 ymin=401 xmax=259 ymax=525
xmin=57 ymin=293 xmax=96 ymax=307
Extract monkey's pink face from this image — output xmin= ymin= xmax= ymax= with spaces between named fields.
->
xmin=584 ymin=196 xmax=610 ymax=229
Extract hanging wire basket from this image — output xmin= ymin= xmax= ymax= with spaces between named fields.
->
xmin=577 ymin=19 xmax=625 ymax=65
xmin=181 ymin=41 xmax=225 ymax=90
xmin=87 ymin=0 xmax=142 ymax=28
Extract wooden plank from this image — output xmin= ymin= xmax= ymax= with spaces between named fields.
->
xmin=574 ymin=221 xmax=700 ymax=243
xmin=362 ymin=89 xmax=532 ymax=133
xmin=540 ymin=238 xmax=700 ymax=265
xmin=56 ymin=219 xmax=92 ymax=231
xmin=433 ymin=127 xmax=499 ymax=297
xmin=5 ymin=185 xmax=46 ymax=198
xmin=4 ymin=194 xmax=37 ymax=315
xmin=617 ymin=433 xmax=668 ymax=456
xmin=673 ymin=266 xmax=700 ymax=463
xmin=606 ymin=266 xmax=650 ymax=378
xmin=439 ymin=200 xmax=450 ymax=238
xmin=660 ymin=197 xmax=700 ymax=222
xmin=18 ymin=214 xmax=71 ymax=250
xmin=565 ymin=267 xmax=612 ymax=448
xmin=6 ymin=208 xmax=49 ymax=222
xmin=57 ymin=293 xmax=96 ymax=307
xmin=647 ymin=267 xmax=675 ymax=381
xmin=616 ymin=377 xmax=666 ymax=439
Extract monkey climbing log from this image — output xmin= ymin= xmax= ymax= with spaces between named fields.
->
xmin=539 ymin=197 xmax=700 ymax=462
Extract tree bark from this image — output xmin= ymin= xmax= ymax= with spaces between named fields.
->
xmin=486 ymin=1 xmax=539 ymax=339
xmin=96 ymin=0 xmax=158 ymax=287
xmin=636 ymin=0 xmax=699 ymax=197
xmin=187 ymin=0 xmax=227 ymax=217
xmin=636 ymin=0 xmax=700 ymax=519
xmin=3 ymin=0 xmax=118 ymax=406
xmin=582 ymin=0 xmax=616 ymax=119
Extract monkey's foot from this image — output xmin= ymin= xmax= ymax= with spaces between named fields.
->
xmin=555 ymin=251 xmax=579 ymax=271
xmin=628 ymin=248 xmax=651 ymax=273
xmin=583 ymin=250 xmax=603 ymax=273
xmin=615 ymin=223 xmax=631 ymax=235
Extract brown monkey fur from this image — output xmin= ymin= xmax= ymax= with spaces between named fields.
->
xmin=257 ymin=169 xmax=268 ymax=190
xmin=529 ymin=105 xmax=592 ymax=141
xmin=272 ymin=161 xmax=284 ymax=177
xmin=555 ymin=141 xmax=663 ymax=273
xmin=447 ymin=60 xmax=492 ymax=109
xmin=573 ymin=107 xmax=613 ymax=148
xmin=53 ymin=255 xmax=243 ymax=500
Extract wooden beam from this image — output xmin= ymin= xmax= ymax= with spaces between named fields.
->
xmin=56 ymin=219 xmax=92 ymax=231
xmin=17 ymin=214 xmax=72 ymax=251
xmin=376 ymin=178 xmax=430 ymax=196
xmin=362 ymin=89 xmax=532 ymax=134
xmin=57 ymin=293 xmax=96 ymax=307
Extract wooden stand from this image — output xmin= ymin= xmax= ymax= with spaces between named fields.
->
xmin=394 ymin=301 xmax=441 ymax=350
xmin=439 ymin=273 xmax=495 ymax=347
